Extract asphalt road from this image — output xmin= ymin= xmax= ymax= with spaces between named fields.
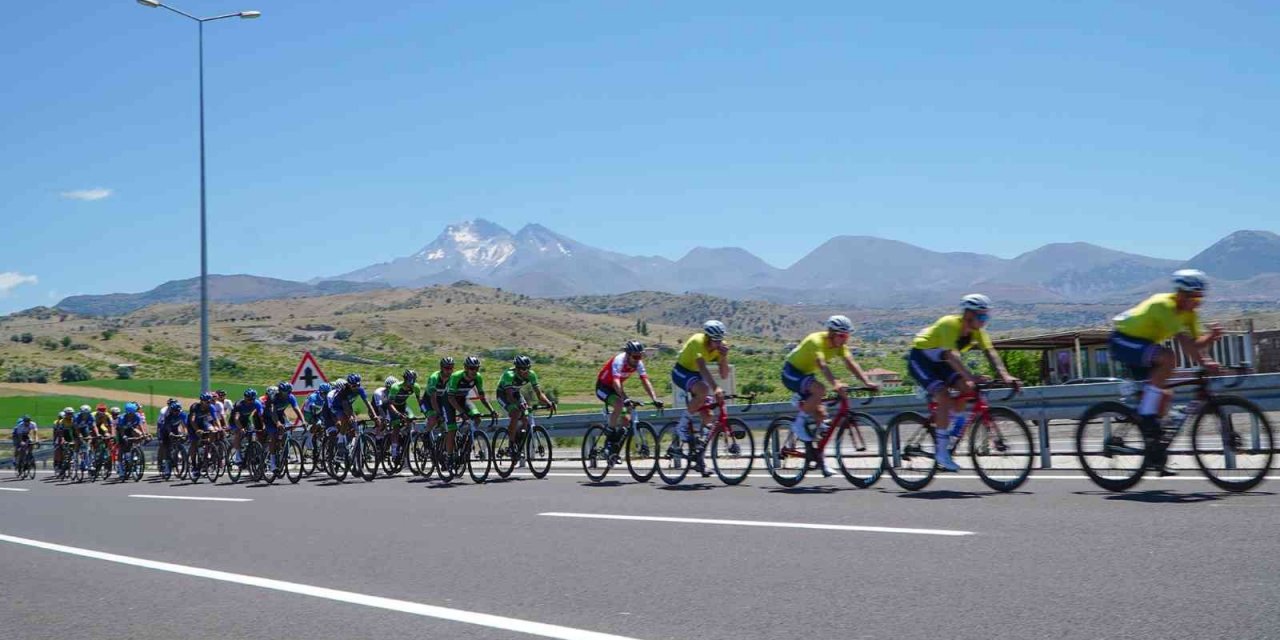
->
xmin=2 ymin=468 xmax=1279 ymax=640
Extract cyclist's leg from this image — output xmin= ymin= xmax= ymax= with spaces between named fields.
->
xmin=782 ymin=363 xmax=823 ymax=442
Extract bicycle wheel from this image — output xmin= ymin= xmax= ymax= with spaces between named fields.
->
xmin=416 ymin=432 xmax=438 ymax=479
xmin=356 ymin=433 xmax=379 ymax=481
xmin=325 ymin=434 xmax=349 ymax=482
xmin=300 ymin=435 xmax=317 ymax=477
xmin=581 ymin=425 xmax=611 ymax=482
xmin=282 ymin=439 xmax=303 ymax=484
xmin=211 ymin=440 xmax=227 ymax=481
xmin=1075 ymin=401 xmax=1147 ymax=492
xmin=520 ymin=426 xmax=549 ymax=479
xmin=435 ymin=436 xmax=455 ymax=483
xmin=225 ymin=444 xmax=246 ymax=484
xmin=656 ymin=422 xmax=692 ymax=485
xmin=382 ymin=435 xmax=406 ymax=477
xmin=248 ymin=441 xmax=267 ymax=483
xmin=763 ymin=417 xmax=806 ymax=488
xmin=885 ymin=412 xmax=938 ymax=491
xmin=467 ymin=431 xmax=492 ymax=483
xmin=1191 ymin=396 xmax=1274 ymax=492
xmin=131 ymin=448 xmax=145 ymax=482
xmin=969 ymin=407 xmax=1034 ymax=492
xmin=492 ymin=429 xmax=516 ymax=479
xmin=625 ymin=422 xmax=658 ymax=483
xmin=171 ymin=444 xmax=188 ymax=480
xmin=836 ymin=413 xmax=885 ymax=488
xmin=710 ymin=418 xmax=754 ymax=485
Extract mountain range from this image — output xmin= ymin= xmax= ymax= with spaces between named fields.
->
xmin=50 ymin=224 xmax=1280 ymax=316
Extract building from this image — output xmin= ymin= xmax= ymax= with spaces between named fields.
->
xmin=863 ymin=367 xmax=903 ymax=388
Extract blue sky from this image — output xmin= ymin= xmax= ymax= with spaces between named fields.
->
xmin=1 ymin=1 xmax=1277 ymax=313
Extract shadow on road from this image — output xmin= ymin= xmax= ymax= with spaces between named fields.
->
xmin=764 ymin=485 xmax=844 ymax=495
xmin=1086 ymin=489 xmax=1276 ymax=504
xmin=580 ymin=480 xmax=627 ymax=488
xmin=893 ymin=489 xmax=1011 ymax=500
xmin=657 ymin=484 xmax=713 ymax=492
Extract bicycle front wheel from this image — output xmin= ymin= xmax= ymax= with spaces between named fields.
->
xmin=656 ymin=422 xmax=691 ymax=485
xmin=491 ymin=429 xmax=516 ymax=479
xmin=885 ymin=412 xmax=937 ymax=491
xmin=836 ymin=413 xmax=885 ymax=489
xmin=711 ymin=418 xmax=754 ymax=485
xmin=356 ymin=434 xmax=379 ymax=481
xmin=467 ymin=431 xmax=492 ymax=483
xmin=527 ymin=426 xmax=553 ymax=479
xmin=624 ymin=422 xmax=658 ymax=483
xmin=969 ymin=407 xmax=1034 ymax=492
xmin=1075 ymin=401 xmax=1147 ymax=492
xmin=763 ymin=417 xmax=806 ymax=488
xmin=131 ymin=448 xmax=145 ymax=482
xmin=325 ymin=435 xmax=349 ymax=483
xmin=1192 ymin=396 xmax=1274 ymax=492
xmin=283 ymin=439 xmax=304 ymax=484
xmin=581 ymin=425 xmax=611 ymax=483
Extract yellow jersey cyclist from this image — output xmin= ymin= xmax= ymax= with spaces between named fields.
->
xmin=444 ymin=356 xmax=497 ymax=458
xmin=671 ymin=320 xmax=731 ymax=445
xmin=906 ymin=294 xmax=1019 ymax=472
xmin=1110 ymin=269 xmax=1222 ymax=473
xmin=781 ymin=315 xmax=880 ymax=472
xmin=496 ymin=355 xmax=556 ymax=460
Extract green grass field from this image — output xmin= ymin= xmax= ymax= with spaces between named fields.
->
xmin=1 ymin=395 xmax=162 ymax=430
xmin=68 ymin=379 xmax=251 ymax=399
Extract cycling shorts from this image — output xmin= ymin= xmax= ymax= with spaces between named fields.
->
xmin=906 ymin=349 xmax=962 ymax=394
xmin=780 ymin=362 xmax=817 ymax=400
xmin=443 ymin=401 xmax=480 ymax=431
xmin=670 ymin=364 xmax=702 ymax=394
xmin=1109 ymin=331 xmax=1161 ymax=381
xmin=595 ymin=380 xmax=621 ymax=404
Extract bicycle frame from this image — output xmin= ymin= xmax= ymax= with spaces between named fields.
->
xmin=891 ymin=384 xmax=1017 ymax=467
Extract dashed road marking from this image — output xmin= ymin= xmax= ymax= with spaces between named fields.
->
xmin=128 ymin=494 xmax=252 ymax=503
xmin=539 ymin=512 xmax=975 ymax=536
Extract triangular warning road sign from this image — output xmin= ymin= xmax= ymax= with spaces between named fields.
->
xmin=289 ymin=352 xmax=329 ymax=396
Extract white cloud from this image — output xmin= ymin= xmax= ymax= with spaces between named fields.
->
xmin=0 ymin=272 xmax=38 ymax=297
xmin=60 ymin=188 xmax=113 ymax=201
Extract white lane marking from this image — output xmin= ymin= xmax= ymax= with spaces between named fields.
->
xmin=0 ymin=532 xmax=643 ymax=640
xmin=128 ymin=495 xmax=252 ymax=503
xmin=539 ymin=512 xmax=974 ymax=537
xmin=0 ymin=487 xmax=31 ymax=492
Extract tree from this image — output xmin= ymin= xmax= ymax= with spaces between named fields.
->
xmin=60 ymin=364 xmax=91 ymax=382
xmin=60 ymin=336 xmax=72 ymax=349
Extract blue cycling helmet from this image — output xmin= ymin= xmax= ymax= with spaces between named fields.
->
xmin=124 ymin=402 xmax=139 ymax=415
xmin=244 ymin=388 xmax=257 ymax=399
xmin=168 ymin=399 xmax=182 ymax=409
xmin=346 ymin=373 xmax=362 ymax=386
xmin=318 ymin=382 xmax=332 ymax=394
xmin=199 ymin=392 xmax=213 ymax=402
xmin=279 ymin=382 xmax=293 ymax=394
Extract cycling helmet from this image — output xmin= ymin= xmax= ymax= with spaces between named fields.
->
xmin=20 ymin=415 xmax=31 ymax=423
xmin=96 ymin=403 xmax=108 ymax=411
xmin=317 ymin=383 xmax=331 ymax=395
xmin=439 ymin=357 xmax=455 ymax=368
xmin=513 ymin=355 xmax=532 ymax=369
xmin=1173 ymin=269 xmax=1208 ymax=293
xmin=825 ymin=315 xmax=854 ymax=334
xmin=403 ymin=369 xmax=417 ymax=384
xmin=960 ymin=294 xmax=992 ymax=312
xmin=110 ymin=406 xmax=121 ymax=415
xmin=346 ymin=373 xmax=362 ymax=386
xmin=279 ymin=382 xmax=292 ymax=394
xmin=58 ymin=410 xmax=67 ymax=418
xmin=464 ymin=356 xmax=481 ymax=369
xmin=384 ymin=376 xmax=398 ymax=389
xmin=199 ymin=392 xmax=213 ymax=402
xmin=334 ymin=380 xmax=348 ymax=391
xmin=79 ymin=405 xmax=91 ymax=414
xmin=124 ymin=402 xmax=139 ymax=415
xmin=702 ymin=320 xmax=726 ymax=340
xmin=243 ymin=388 xmax=257 ymax=400
xmin=168 ymin=399 xmax=182 ymax=410
xmin=266 ymin=386 xmax=278 ymax=397
xmin=63 ymin=406 xmax=74 ymax=415
xmin=215 ymin=389 xmax=227 ymax=397
xmin=624 ymin=340 xmax=645 ymax=354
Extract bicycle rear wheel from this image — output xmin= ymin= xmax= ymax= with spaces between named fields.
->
xmin=581 ymin=425 xmax=611 ymax=483
xmin=836 ymin=413 xmax=885 ymax=488
xmin=763 ymin=417 xmax=806 ymax=488
xmin=885 ymin=412 xmax=938 ymax=491
xmin=655 ymin=422 xmax=691 ymax=485
xmin=1192 ymin=396 xmax=1274 ymax=492
xmin=624 ymin=422 xmax=658 ymax=483
xmin=527 ymin=426 xmax=553 ymax=479
xmin=467 ymin=431 xmax=492 ymax=483
xmin=969 ymin=407 xmax=1034 ymax=492
xmin=382 ymin=435 xmax=407 ymax=477
xmin=711 ymin=418 xmax=754 ymax=485
xmin=1075 ymin=401 xmax=1147 ymax=492
xmin=492 ymin=429 xmax=516 ymax=479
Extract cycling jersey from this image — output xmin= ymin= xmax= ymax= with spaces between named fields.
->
xmin=229 ymin=399 xmax=264 ymax=429
xmin=12 ymin=420 xmax=36 ymax=437
xmin=303 ymin=391 xmax=326 ymax=419
xmin=597 ymin=353 xmax=648 ymax=387
xmin=387 ymin=381 xmax=423 ymax=412
xmin=1113 ymin=293 xmax=1200 ymax=343
xmin=93 ymin=412 xmax=113 ymax=435
xmin=911 ymin=315 xmax=992 ymax=361
xmin=186 ymin=401 xmax=216 ymax=429
xmin=785 ymin=331 xmax=850 ymax=375
xmin=372 ymin=387 xmax=390 ymax=410
xmin=72 ymin=413 xmax=95 ymax=437
xmin=675 ymin=333 xmax=723 ymax=371
xmin=445 ymin=371 xmax=485 ymax=397
xmin=265 ymin=392 xmax=299 ymax=415
xmin=116 ymin=413 xmax=143 ymax=432
xmin=53 ymin=416 xmax=76 ymax=439
xmin=496 ymin=368 xmax=539 ymax=392
xmin=158 ymin=410 xmax=187 ymax=436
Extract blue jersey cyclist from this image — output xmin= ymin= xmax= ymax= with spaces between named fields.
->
xmin=263 ymin=383 xmax=304 ymax=430
xmin=72 ymin=405 xmax=95 ymax=441
xmin=115 ymin=403 xmax=148 ymax=477
xmin=156 ymin=399 xmax=186 ymax=474
xmin=328 ymin=374 xmax=379 ymax=438
xmin=11 ymin=415 xmax=38 ymax=451
xmin=185 ymin=393 xmax=220 ymax=443
xmin=228 ymin=389 xmax=265 ymax=464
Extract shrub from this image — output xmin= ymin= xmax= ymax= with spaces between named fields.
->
xmin=101 ymin=329 xmax=117 ymax=341
xmin=333 ymin=330 xmax=353 ymax=341
xmin=60 ymin=364 xmax=91 ymax=383
xmin=19 ymin=333 xmax=34 ymax=344
xmin=211 ymin=356 xmax=245 ymax=376
xmin=7 ymin=366 xmax=49 ymax=383
xmin=115 ymin=366 xmax=134 ymax=380
xmin=60 ymin=336 xmax=72 ymax=348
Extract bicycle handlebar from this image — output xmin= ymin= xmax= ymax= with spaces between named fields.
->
xmin=528 ymin=404 xmax=557 ymax=419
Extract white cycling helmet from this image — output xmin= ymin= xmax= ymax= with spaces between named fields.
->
xmin=702 ymin=320 xmax=726 ymax=340
xmin=960 ymin=294 xmax=992 ymax=312
xmin=384 ymin=376 xmax=398 ymax=388
xmin=826 ymin=314 xmax=854 ymax=334
xmin=1172 ymin=269 xmax=1208 ymax=293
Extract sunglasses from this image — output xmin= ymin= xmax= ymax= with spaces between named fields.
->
xmin=976 ymin=314 xmax=990 ymax=323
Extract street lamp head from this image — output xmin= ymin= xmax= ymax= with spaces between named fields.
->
xmin=137 ymin=0 xmax=161 ymax=7
xmin=239 ymin=10 xmax=261 ymax=19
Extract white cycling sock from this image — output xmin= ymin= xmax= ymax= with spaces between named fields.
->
xmin=1139 ymin=384 xmax=1162 ymax=416
xmin=792 ymin=411 xmax=810 ymax=442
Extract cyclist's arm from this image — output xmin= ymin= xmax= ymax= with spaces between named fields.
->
xmin=289 ymin=398 xmax=304 ymax=424
xmin=1176 ymin=331 xmax=1219 ymax=368
xmin=475 ymin=391 xmax=495 ymax=414
xmin=639 ymin=375 xmax=660 ymax=404
xmin=532 ymin=385 xmax=552 ymax=407
xmin=982 ymin=347 xmax=1016 ymax=384
xmin=716 ymin=343 xmax=730 ymax=380
xmin=944 ymin=349 xmax=979 ymax=384
xmin=695 ymin=356 xmax=721 ymax=396
xmin=842 ymin=353 xmax=879 ymax=391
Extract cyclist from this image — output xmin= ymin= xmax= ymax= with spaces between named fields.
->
xmin=72 ymin=406 xmax=95 ymax=470
xmin=782 ymin=315 xmax=881 ymax=471
xmin=597 ymin=340 xmax=663 ymax=432
xmin=906 ymin=294 xmax=1018 ymax=472
xmin=214 ymin=390 xmax=233 ymax=428
xmin=92 ymin=404 xmax=114 ymax=438
xmin=386 ymin=369 xmax=424 ymax=461
xmin=52 ymin=408 xmax=76 ymax=470
xmin=261 ymin=386 xmax=301 ymax=473
xmin=328 ymin=373 xmax=378 ymax=439
xmin=115 ymin=402 xmax=147 ymax=478
xmin=671 ymin=320 xmax=731 ymax=449
xmin=304 ymin=382 xmax=332 ymax=436
xmin=421 ymin=358 xmax=455 ymax=434
xmin=496 ymin=355 xmax=555 ymax=460
xmin=156 ymin=399 xmax=187 ymax=476
xmin=1110 ymin=269 xmax=1222 ymax=473
xmin=185 ymin=393 xmax=220 ymax=474
xmin=445 ymin=356 xmax=497 ymax=459
xmin=372 ymin=376 xmax=397 ymax=428
xmin=11 ymin=415 xmax=38 ymax=470
xmin=228 ymin=389 xmax=265 ymax=465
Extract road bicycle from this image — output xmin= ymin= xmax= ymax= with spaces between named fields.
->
xmin=226 ymin=427 xmax=268 ymax=484
xmin=12 ymin=441 xmax=37 ymax=480
xmin=1075 ymin=366 xmax=1273 ymax=492
xmin=323 ymin=420 xmax=379 ymax=483
xmin=492 ymin=403 xmax=555 ymax=480
xmin=187 ymin=431 xmax=226 ymax=484
xmin=885 ymin=382 xmax=1033 ymax=492
xmin=581 ymin=399 xmax=661 ymax=483
xmin=436 ymin=412 xmax=495 ymax=484
xmin=657 ymin=393 xmax=757 ymax=486
xmin=116 ymin=435 xmax=148 ymax=482
xmin=155 ymin=431 xmax=188 ymax=481
xmin=763 ymin=388 xmax=884 ymax=488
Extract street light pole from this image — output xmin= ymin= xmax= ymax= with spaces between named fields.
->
xmin=135 ymin=1 xmax=259 ymax=393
